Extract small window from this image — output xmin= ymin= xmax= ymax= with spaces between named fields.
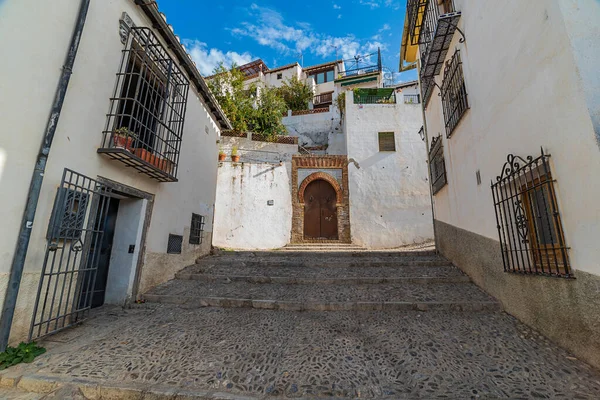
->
xmin=326 ymin=70 xmax=334 ymax=82
xmin=378 ymin=132 xmax=396 ymax=152
xmin=316 ymin=72 xmax=325 ymax=84
xmin=167 ymin=234 xmax=183 ymax=254
xmin=491 ymin=150 xmax=570 ymax=276
xmin=277 ymin=73 xmax=283 ymax=80
xmin=441 ymin=50 xmax=469 ymax=138
xmin=189 ymin=213 xmax=205 ymax=245
xmin=429 ymin=135 xmax=447 ymax=195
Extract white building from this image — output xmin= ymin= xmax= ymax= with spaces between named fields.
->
xmin=400 ymin=0 xmax=600 ymax=369
xmin=212 ymin=56 xmax=434 ymax=249
xmin=0 ymin=0 xmax=229 ymax=346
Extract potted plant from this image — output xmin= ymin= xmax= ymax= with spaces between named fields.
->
xmin=218 ymin=146 xmax=226 ymax=161
xmin=231 ymin=146 xmax=240 ymax=162
xmin=112 ymin=127 xmax=137 ymax=152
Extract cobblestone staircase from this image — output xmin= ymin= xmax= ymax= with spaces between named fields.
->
xmin=143 ymin=248 xmax=501 ymax=312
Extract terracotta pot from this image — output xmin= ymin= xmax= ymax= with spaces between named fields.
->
xmin=113 ymin=135 xmax=134 ymax=151
xmin=231 ymin=155 xmax=240 ymax=162
xmin=218 ymin=153 xmax=226 ymax=161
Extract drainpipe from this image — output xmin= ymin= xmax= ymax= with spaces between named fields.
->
xmin=0 ymin=0 xmax=90 ymax=351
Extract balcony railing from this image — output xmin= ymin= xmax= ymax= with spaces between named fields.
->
xmin=408 ymin=0 xmax=463 ymax=106
xmin=337 ymin=48 xmax=382 ymax=80
xmin=404 ymin=94 xmax=421 ymax=104
xmin=314 ymin=91 xmax=333 ymax=107
xmin=354 ymin=89 xmax=396 ymax=105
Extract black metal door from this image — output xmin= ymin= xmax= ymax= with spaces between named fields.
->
xmin=80 ymin=198 xmax=120 ymax=309
xmin=29 ymin=169 xmax=113 ymax=341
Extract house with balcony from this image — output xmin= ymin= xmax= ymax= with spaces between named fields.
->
xmin=0 ymin=0 xmax=229 ymax=346
xmin=400 ymin=0 xmax=600 ymax=369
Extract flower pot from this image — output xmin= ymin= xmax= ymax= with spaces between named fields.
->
xmin=231 ymin=155 xmax=240 ymax=162
xmin=218 ymin=153 xmax=226 ymax=161
xmin=113 ymin=135 xmax=134 ymax=151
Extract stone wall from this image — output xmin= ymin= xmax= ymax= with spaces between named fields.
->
xmin=435 ymin=219 xmax=600 ymax=370
xmin=291 ymin=155 xmax=351 ymax=243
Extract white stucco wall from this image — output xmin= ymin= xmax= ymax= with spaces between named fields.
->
xmin=423 ymin=0 xmax=600 ymax=276
xmin=345 ymin=92 xmax=433 ymax=248
xmin=213 ymin=162 xmax=292 ymax=250
xmin=0 ymin=0 xmax=221 ymax=342
xmin=220 ymin=136 xmax=298 ymax=163
xmin=283 ymin=107 xmax=343 ymax=149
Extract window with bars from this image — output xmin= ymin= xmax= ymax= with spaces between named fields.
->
xmin=429 ymin=135 xmax=447 ymax=195
xmin=491 ymin=149 xmax=571 ymax=277
xmin=167 ymin=234 xmax=183 ymax=254
xmin=378 ymin=132 xmax=396 ymax=152
xmin=441 ymin=50 xmax=468 ymax=138
xmin=99 ymin=27 xmax=190 ymax=182
xmin=189 ymin=213 xmax=205 ymax=245
xmin=46 ymin=187 xmax=89 ymax=240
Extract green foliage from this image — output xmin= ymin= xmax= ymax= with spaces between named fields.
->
xmin=251 ymin=86 xmax=288 ymax=137
xmin=0 ymin=342 xmax=46 ymax=370
xmin=208 ymin=63 xmax=287 ymax=139
xmin=277 ymin=77 xmax=313 ymax=111
xmin=336 ymin=92 xmax=346 ymax=117
xmin=231 ymin=146 xmax=238 ymax=156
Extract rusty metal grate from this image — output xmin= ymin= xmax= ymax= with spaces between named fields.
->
xmin=167 ymin=234 xmax=183 ymax=254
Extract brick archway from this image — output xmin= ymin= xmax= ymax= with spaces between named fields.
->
xmin=298 ymin=172 xmax=343 ymax=204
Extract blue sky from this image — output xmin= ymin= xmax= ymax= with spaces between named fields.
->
xmin=155 ymin=0 xmax=417 ymax=83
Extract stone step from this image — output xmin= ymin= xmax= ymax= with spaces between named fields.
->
xmin=194 ymin=258 xmax=452 ymax=268
xmin=177 ymin=263 xmax=468 ymax=283
xmin=207 ymin=249 xmax=438 ymax=259
xmin=281 ymin=244 xmax=367 ymax=251
xmin=142 ymin=280 xmax=501 ymax=312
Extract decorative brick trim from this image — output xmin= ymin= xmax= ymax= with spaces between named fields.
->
xmin=298 ymin=172 xmax=343 ymax=204
xmin=291 ymin=108 xmax=329 ymax=116
xmin=292 ymin=155 xmax=347 ymax=168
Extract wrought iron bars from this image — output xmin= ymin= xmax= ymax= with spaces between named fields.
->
xmin=429 ymin=135 xmax=447 ymax=195
xmin=30 ymin=169 xmax=113 ymax=341
xmin=491 ymin=149 xmax=571 ymax=277
xmin=189 ymin=213 xmax=205 ymax=245
xmin=100 ymin=27 xmax=190 ymax=182
xmin=441 ymin=50 xmax=468 ymax=138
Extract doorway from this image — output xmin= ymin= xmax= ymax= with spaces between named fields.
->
xmin=304 ymin=179 xmax=338 ymax=240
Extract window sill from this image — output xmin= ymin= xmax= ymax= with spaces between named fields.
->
xmin=97 ymin=148 xmax=178 ymax=183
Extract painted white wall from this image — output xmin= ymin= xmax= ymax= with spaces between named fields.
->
xmin=282 ymin=107 xmax=342 ymax=149
xmin=220 ymin=136 xmax=298 ymax=163
xmin=0 ymin=0 xmax=221 ymax=342
xmin=423 ymin=0 xmax=600 ymax=276
xmin=105 ymin=198 xmax=146 ymax=305
xmin=213 ymin=162 xmax=292 ymax=249
xmin=345 ymin=92 xmax=433 ymax=248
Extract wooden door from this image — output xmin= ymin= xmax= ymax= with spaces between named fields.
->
xmin=304 ymin=180 xmax=338 ymax=240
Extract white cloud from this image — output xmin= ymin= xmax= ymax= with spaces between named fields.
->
xmin=380 ymin=23 xmax=391 ymax=32
xmin=359 ymin=0 xmax=380 ymax=9
xmin=359 ymin=0 xmax=400 ymax=9
xmin=231 ymin=4 xmax=383 ymax=61
xmin=183 ymin=40 xmax=254 ymax=76
xmin=333 ymin=3 xmax=341 ymax=9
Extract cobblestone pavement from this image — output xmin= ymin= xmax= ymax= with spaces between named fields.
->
xmin=146 ymin=280 xmax=494 ymax=303
xmin=3 ymin=306 xmax=600 ymax=399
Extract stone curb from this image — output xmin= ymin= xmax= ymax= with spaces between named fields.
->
xmin=142 ymin=295 xmax=502 ymax=312
xmin=174 ymin=274 xmax=472 ymax=285
xmin=194 ymin=260 xmax=453 ymax=268
xmin=1 ymin=373 xmax=263 ymax=399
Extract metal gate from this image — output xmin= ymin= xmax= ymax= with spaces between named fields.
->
xmin=29 ymin=169 xmax=113 ymax=341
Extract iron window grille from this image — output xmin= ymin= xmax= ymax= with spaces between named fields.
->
xmin=189 ymin=213 xmax=205 ymax=245
xmin=167 ymin=234 xmax=183 ymax=254
xmin=429 ymin=135 xmax=447 ymax=195
xmin=441 ymin=50 xmax=468 ymax=138
xmin=46 ymin=187 xmax=89 ymax=240
xmin=378 ymin=132 xmax=396 ymax=152
xmin=491 ymin=149 xmax=571 ymax=277
xmin=418 ymin=126 xmax=425 ymax=141
xmin=99 ymin=27 xmax=190 ymax=182
xmin=404 ymin=94 xmax=421 ymax=104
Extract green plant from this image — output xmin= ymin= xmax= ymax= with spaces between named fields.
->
xmin=218 ymin=146 xmax=225 ymax=156
xmin=276 ymin=77 xmax=313 ymax=111
xmin=0 ymin=342 xmax=46 ymax=370
xmin=115 ymin=127 xmax=138 ymax=139
xmin=336 ymin=92 xmax=346 ymax=118
xmin=231 ymin=146 xmax=238 ymax=156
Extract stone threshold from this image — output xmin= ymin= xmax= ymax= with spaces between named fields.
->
xmin=194 ymin=259 xmax=452 ymax=267
xmin=1 ymin=373 xmax=260 ymax=400
xmin=174 ymin=274 xmax=472 ymax=285
xmin=141 ymin=295 xmax=502 ymax=312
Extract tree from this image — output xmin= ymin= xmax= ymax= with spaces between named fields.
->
xmin=207 ymin=63 xmax=287 ymax=138
xmin=277 ymin=77 xmax=313 ymax=111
